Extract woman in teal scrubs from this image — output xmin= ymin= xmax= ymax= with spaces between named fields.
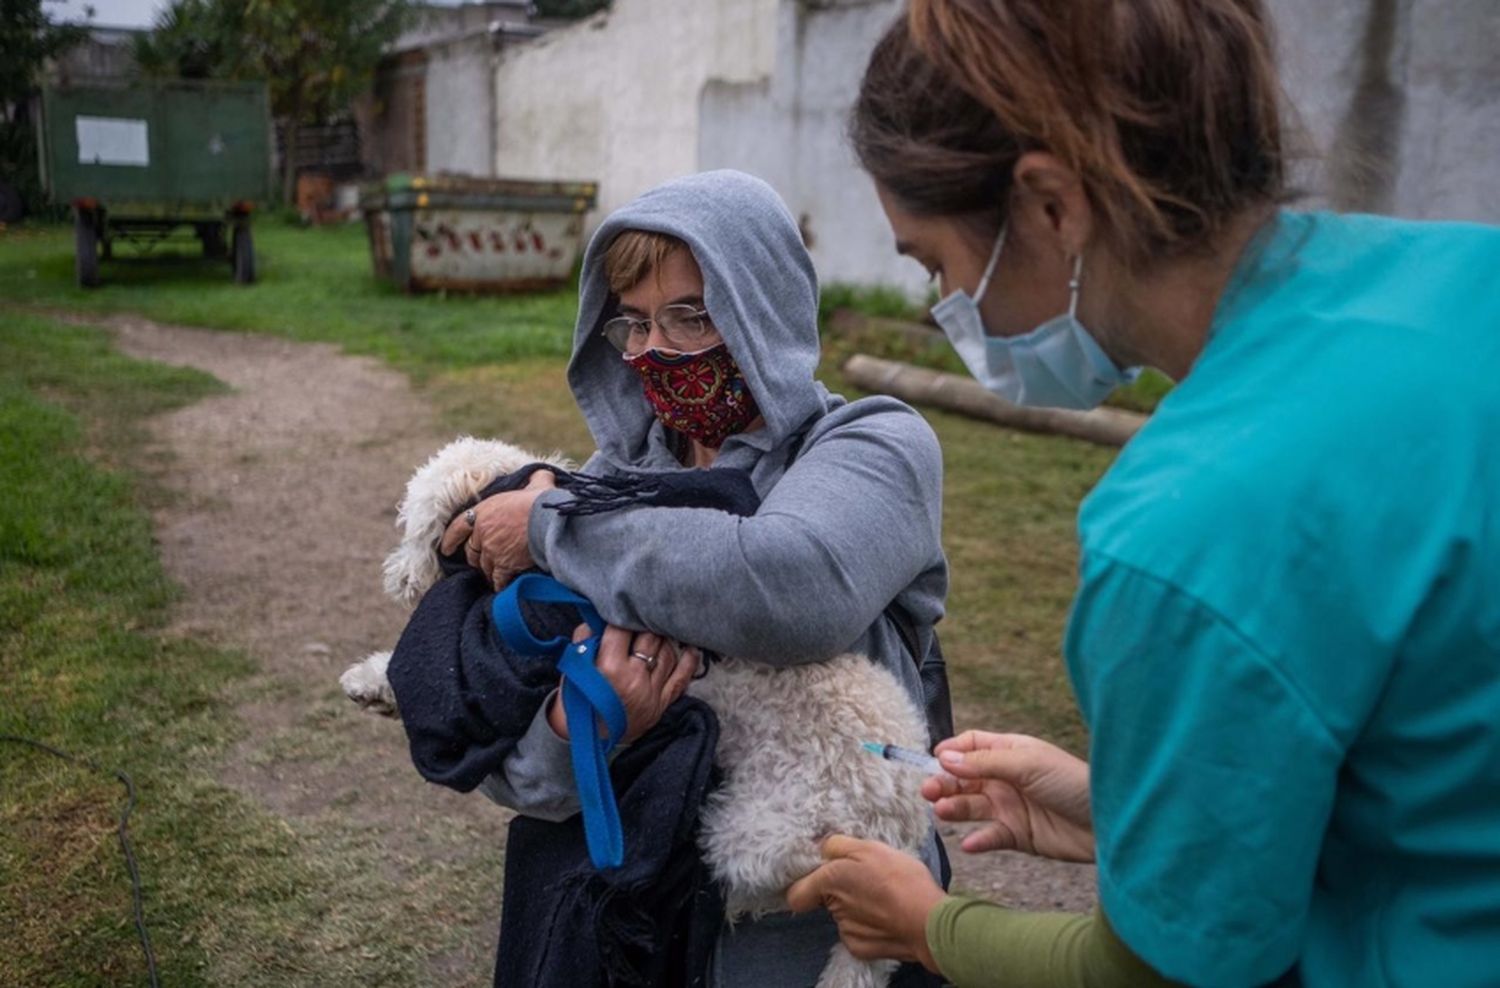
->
xmin=786 ymin=2 xmax=1500 ymax=986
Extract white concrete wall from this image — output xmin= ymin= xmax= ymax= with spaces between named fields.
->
xmin=1268 ymin=0 xmax=1500 ymax=224
xmin=491 ymin=0 xmax=779 ymax=221
xmin=698 ymin=0 xmax=924 ymax=297
xmin=426 ymin=35 xmax=496 ymax=177
xmin=697 ymin=0 xmax=1499 ymax=298
xmin=488 ymin=0 xmax=1497 ymax=299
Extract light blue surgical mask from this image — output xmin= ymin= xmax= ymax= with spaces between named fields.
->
xmin=930 ymin=224 xmax=1139 ymax=409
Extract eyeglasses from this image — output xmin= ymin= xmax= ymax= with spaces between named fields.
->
xmin=601 ymin=304 xmax=717 ymax=355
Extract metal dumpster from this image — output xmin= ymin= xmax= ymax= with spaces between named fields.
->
xmin=360 ymin=174 xmax=597 ymax=294
xmin=36 ymin=78 xmax=272 ymax=287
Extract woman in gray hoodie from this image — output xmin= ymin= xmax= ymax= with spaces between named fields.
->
xmin=450 ymin=169 xmax=949 ymax=986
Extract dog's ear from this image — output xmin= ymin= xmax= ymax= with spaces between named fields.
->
xmin=383 ymin=436 xmax=489 ymax=602
xmin=381 ymin=436 xmax=567 ymax=605
xmin=383 ymin=542 xmax=442 ymax=606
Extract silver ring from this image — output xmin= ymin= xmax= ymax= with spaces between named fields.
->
xmin=464 ymin=508 xmax=477 ymax=526
xmin=629 ymin=651 xmax=658 ymax=671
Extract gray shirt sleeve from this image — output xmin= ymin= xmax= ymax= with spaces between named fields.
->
xmin=476 ymin=692 xmax=582 ymax=822
xmin=527 ymin=403 xmax=944 ymax=665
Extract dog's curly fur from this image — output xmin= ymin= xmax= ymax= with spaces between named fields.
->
xmin=341 ymin=437 xmax=931 ymax=988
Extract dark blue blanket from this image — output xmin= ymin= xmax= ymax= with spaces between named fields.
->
xmin=386 ymin=464 xmax=749 ymax=987
xmin=386 ymin=461 xmax=942 ymax=987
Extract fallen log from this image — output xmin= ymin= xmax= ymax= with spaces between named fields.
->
xmin=842 ymin=353 xmax=1146 ymax=447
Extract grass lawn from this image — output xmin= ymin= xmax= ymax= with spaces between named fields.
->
xmin=0 ymin=312 xmax=525 ymax=986
xmin=0 ymin=221 xmax=580 ymax=377
xmin=0 ymin=312 xmax=237 ymax=985
xmin=1 ymin=220 xmax=1118 ymax=980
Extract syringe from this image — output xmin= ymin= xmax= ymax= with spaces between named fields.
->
xmin=861 ymin=741 xmax=942 ymax=775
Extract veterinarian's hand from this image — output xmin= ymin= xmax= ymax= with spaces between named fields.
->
xmin=923 ymin=731 xmax=1095 ymax=863
xmin=440 ymin=470 xmax=556 ymax=588
xmin=545 ymin=625 xmax=700 ymax=743
xmin=785 ymin=835 xmax=945 ymax=972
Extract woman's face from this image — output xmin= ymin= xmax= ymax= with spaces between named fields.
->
xmin=875 ymin=182 xmax=1074 ymax=338
xmin=613 ymin=245 xmax=763 ymax=458
xmin=615 ymin=248 xmax=725 ymax=353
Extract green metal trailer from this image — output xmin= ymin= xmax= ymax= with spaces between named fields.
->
xmin=36 ymin=78 xmax=273 ymax=287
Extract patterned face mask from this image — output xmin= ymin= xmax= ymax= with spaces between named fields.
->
xmin=623 ymin=343 xmax=761 ymax=449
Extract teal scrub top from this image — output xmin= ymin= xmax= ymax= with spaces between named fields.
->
xmin=1066 ymin=210 xmax=1500 ymax=987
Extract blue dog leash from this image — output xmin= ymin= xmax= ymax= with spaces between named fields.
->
xmin=491 ymin=574 xmax=628 ymax=869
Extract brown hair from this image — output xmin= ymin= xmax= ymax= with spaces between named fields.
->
xmin=851 ymin=0 xmax=1285 ymax=264
xmin=602 ymin=229 xmax=687 ymax=294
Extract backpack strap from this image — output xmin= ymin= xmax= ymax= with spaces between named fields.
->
xmin=884 ymin=598 xmax=955 ymax=746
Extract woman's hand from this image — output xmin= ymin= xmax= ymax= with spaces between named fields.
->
xmin=785 ymin=835 xmax=945 ymax=972
xmin=924 ymin=731 xmax=1095 ymax=863
xmin=546 ymin=625 xmax=700 ymax=743
xmin=439 ymin=470 xmax=556 ymax=589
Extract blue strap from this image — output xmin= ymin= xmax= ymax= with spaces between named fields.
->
xmin=491 ymin=574 xmax=627 ymax=869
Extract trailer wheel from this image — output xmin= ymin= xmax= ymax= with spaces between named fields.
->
xmin=0 ymin=180 xmax=24 ymax=224
xmin=231 ymin=223 xmax=256 ymax=284
xmin=198 ymin=222 xmax=227 ymax=259
xmin=74 ymin=208 xmax=100 ymax=288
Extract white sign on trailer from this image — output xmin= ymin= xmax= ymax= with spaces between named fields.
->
xmin=76 ymin=116 xmax=150 ymax=167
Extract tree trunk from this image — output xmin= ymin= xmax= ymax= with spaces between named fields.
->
xmin=841 ymin=354 xmax=1146 ymax=448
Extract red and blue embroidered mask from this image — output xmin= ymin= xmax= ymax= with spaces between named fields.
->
xmin=623 ymin=343 xmax=761 ymax=449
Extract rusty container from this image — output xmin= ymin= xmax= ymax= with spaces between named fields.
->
xmin=361 ymin=173 xmax=597 ymax=293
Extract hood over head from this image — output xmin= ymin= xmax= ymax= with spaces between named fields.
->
xmin=566 ymin=170 xmax=828 ymax=470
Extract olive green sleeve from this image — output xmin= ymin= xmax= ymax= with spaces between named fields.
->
xmin=924 ymin=895 xmax=1181 ymax=987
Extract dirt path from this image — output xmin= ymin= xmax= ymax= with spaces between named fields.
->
xmin=85 ymin=312 xmax=511 ymax=983
xmin=89 ymin=313 xmax=1092 ymax=980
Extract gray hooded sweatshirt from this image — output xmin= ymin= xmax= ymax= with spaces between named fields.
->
xmin=479 ymin=170 xmax=949 ymax=985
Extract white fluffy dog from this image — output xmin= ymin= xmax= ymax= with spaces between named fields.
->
xmin=342 ymin=437 xmax=932 ymax=988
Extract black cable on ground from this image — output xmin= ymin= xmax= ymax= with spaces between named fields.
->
xmin=1 ymin=733 xmax=161 ymax=988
